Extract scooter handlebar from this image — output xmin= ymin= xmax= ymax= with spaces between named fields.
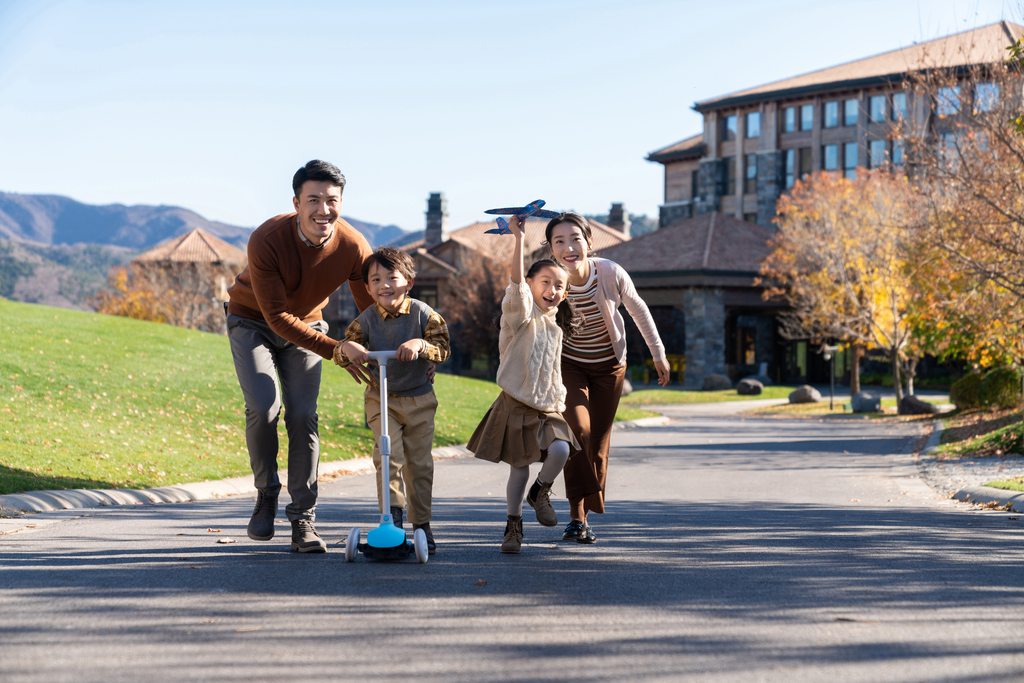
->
xmin=366 ymin=350 xmax=398 ymax=364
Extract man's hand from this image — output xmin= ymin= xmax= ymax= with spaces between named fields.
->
xmin=345 ymin=363 xmax=376 ymax=385
xmin=396 ymin=338 xmax=425 ymax=362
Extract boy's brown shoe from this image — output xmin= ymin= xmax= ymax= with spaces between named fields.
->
xmin=526 ymin=480 xmax=558 ymax=527
xmin=500 ymin=515 xmax=523 ymax=554
xmin=290 ymin=519 xmax=327 ymax=553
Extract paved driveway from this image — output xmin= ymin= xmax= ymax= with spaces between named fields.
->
xmin=2 ymin=406 xmax=1023 ymax=682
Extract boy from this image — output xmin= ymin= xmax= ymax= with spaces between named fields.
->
xmin=334 ymin=247 xmax=449 ymax=554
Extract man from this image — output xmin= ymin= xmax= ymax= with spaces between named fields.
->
xmin=226 ymin=160 xmax=375 ymax=552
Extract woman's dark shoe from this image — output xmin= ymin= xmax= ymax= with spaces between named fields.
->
xmin=578 ymin=523 xmax=597 ymax=544
xmin=562 ymin=519 xmax=585 ymax=541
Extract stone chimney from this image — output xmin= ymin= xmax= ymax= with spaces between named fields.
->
xmin=424 ymin=192 xmax=448 ymax=250
xmin=607 ymin=202 xmax=631 ymax=237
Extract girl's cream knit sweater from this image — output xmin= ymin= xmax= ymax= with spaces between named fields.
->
xmin=495 ymin=281 xmax=566 ymax=413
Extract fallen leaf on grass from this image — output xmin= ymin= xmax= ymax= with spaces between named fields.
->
xmin=217 ymin=538 xmax=237 ymax=544
xmin=207 ymin=528 xmax=221 ymax=532
xmin=474 ymin=580 xmax=487 ymax=586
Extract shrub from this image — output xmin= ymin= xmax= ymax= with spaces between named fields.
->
xmin=950 ymin=373 xmax=983 ymax=409
xmin=978 ymin=367 xmax=1024 ymax=410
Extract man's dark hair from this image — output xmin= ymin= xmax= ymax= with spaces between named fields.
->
xmin=362 ymin=246 xmax=416 ymax=284
xmin=292 ymin=160 xmax=346 ymax=198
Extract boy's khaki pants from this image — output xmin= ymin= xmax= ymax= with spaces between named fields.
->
xmin=364 ymin=389 xmax=437 ymax=525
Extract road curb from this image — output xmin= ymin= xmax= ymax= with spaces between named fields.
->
xmin=611 ymin=415 xmax=671 ymax=430
xmin=890 ymin=419 xmax=948 ymax=503
xmin=952 ymin=485 xmax=1024 ymax=512
xmin=0 ymin=444 xmax=473 ymax=519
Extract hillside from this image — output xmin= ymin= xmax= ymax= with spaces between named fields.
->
xmin=0 ymin=238 xmax=132 ymax=309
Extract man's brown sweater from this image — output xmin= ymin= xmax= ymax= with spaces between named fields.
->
xmin=227 ymin=213 xmax=375 ymax=359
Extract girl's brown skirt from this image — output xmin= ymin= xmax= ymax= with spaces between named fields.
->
xmin=468 ymin=391 xmax=581 ymax=468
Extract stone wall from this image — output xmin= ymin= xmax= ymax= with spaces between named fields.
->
xmin=755 ymin=151 xmax=784 ymax=227
xmin=658 ymin=202 xmax=693 ymax=228
xmin=694 ymin=159 xmax=726 ymax=216
xmin=683 ymin=288 xmax=726 ymax=389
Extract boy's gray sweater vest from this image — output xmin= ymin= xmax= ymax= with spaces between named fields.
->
xmin=358 ymin=299 xmax=435 ymax=397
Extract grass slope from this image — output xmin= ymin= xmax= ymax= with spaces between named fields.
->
xmin=0 ymin=300 xmax=502 ymax=494
xmin=0 ymin=299 xmax=656 ymax=495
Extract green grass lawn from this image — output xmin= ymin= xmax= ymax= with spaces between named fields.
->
xmin=621 ymin=385 xmax=797 ymax=405
xmin=0 ymin=299 xmax=654 ymax=494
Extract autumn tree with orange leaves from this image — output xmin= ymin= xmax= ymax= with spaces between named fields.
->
xmin=761 ymin=170 xmax=925 ymax=400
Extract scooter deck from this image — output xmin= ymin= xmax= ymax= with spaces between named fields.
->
xmin=356 ymin=541 xmax=414 ymax=561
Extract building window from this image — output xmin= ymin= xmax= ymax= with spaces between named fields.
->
xmin=725 ymin=157 xmax=736 ymax=195
xmin=939 ymin=132 xmax=959 ymax=169
xmin=823 ymin=101 xmax=839 ymax=128
xmin=722 ymin=115 xmax=738 ymax=141
xmin=844 ymin=98 xmax=859 ymax=126
xmin=844 ymin=141 xmax=858 ymax=178
xmin=691 ymin=170 xmax=699 ymax=200
xmin=975 ymin=82 xmax=998 ymax=112
xmin=799 ymin=147 xmax=812 ymax=179
xmin=743 ymin=213 xmax=758 ymax=225
xmin=783 ymin=107 xmax=796 ymax=133
xmin=869 ymin=95 xmax=886 ymax=122
xmin=784 ymin=149 xmax=795 ymax=188
xmin=936 ymin=86 xmax=960 ymax=116
xmin=411 ymin=285 xmax=438 ymax=309
xmin=745 ymin=111 xmax=761 ymax=138
xmin=892 ymin=92 xmax=907 ymax=121
xmin=823 ymin=144 xmax=839 ymax=171
xmin=868 ymin=139 xmax=887 ymax=168
xmin=892 ymin=138 xmax=905 ymax=166
xmin=800 ymin=104 xmax=814 ymax=131
xmin=744 ymin=154 xmax=758 ymax=193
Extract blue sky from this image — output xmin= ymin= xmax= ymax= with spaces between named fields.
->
xmin=0 ymin=0 xmax=1016 ymax=233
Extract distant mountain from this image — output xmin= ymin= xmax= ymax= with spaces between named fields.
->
xmin=0 ymin=191 xmax=253 ymax=250
xmin=341 ymin=216 xmax=408 ymax=248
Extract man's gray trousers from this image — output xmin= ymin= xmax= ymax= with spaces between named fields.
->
xmin=227 ymin=313 xmax=328 ymax=521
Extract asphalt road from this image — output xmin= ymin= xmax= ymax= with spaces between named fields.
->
xmin=3 ymin=407 xmax=1024 ymax=682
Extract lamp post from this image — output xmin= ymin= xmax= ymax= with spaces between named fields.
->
xmin=820 ymin=344 xmax=840 ymax=410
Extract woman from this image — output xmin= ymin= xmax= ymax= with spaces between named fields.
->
xmin=546 ymin=212 xmax=670 ymax=543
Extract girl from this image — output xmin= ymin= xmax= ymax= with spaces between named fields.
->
xmin=546 ymin=212 xmax=670 ymax=544
xmin=467 ymin=215 xmax=582 ymax=554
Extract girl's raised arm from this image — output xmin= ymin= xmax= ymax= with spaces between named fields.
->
xmin=509 ymin=215 xmax=524 ymax=284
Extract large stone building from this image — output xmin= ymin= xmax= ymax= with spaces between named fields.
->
xmin=634 ymin=21 xmax=1024 ymax=388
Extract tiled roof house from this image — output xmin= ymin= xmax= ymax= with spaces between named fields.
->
xmin=634 ymin=22 xmax=1023 ymax=388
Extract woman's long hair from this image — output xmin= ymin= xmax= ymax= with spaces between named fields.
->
xmin=526 ymin=259 xmax=583 ymax=339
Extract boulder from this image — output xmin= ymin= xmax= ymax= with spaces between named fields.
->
xmin=742 ymin=374 xmax=774 ymax=386
xmin=702 ymin=374 xmax=733 ymax=391
xmin=898 ymin=395 xmax=940 ymax=415
xmin=788 ymin=385 xmax=822 ymax=404
xmin=737 ymin=378 xmax=763 ymax=395
xmin=620 ymin=378 xmax=633 ymax=397
xmin=850 ymin=390 xmax=881 ymax=413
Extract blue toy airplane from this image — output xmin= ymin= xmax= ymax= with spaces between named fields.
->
xmin=483 ymin=199 xmax=561 ymax=234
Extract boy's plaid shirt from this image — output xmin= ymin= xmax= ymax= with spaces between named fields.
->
xmin=333 ymin=298 xmax=450 ymax=369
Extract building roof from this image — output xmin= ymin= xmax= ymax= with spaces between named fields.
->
xmin=593 ymin=212 xmax=773 ymax=275
xmin=403 ymin=216 xmax=629 ymax=263
xmin=646 ymin=133 xmax=704 ymax=163
xmin=695 ymin=21 xmax=1024 ymax=112
xmin=134 ymin=227 xmax=246 ymax=265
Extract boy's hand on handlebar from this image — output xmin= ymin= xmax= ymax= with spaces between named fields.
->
xmin=341 ymin=340 xmax=370 ymax=366
xmin=396 ymin=338 xmax=424 ymax=362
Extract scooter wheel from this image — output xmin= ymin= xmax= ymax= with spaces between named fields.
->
xmin=345 ymin=528 xmax=360 ymax=562
xmin=413 ymin=528 xmax=429 ymax=564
